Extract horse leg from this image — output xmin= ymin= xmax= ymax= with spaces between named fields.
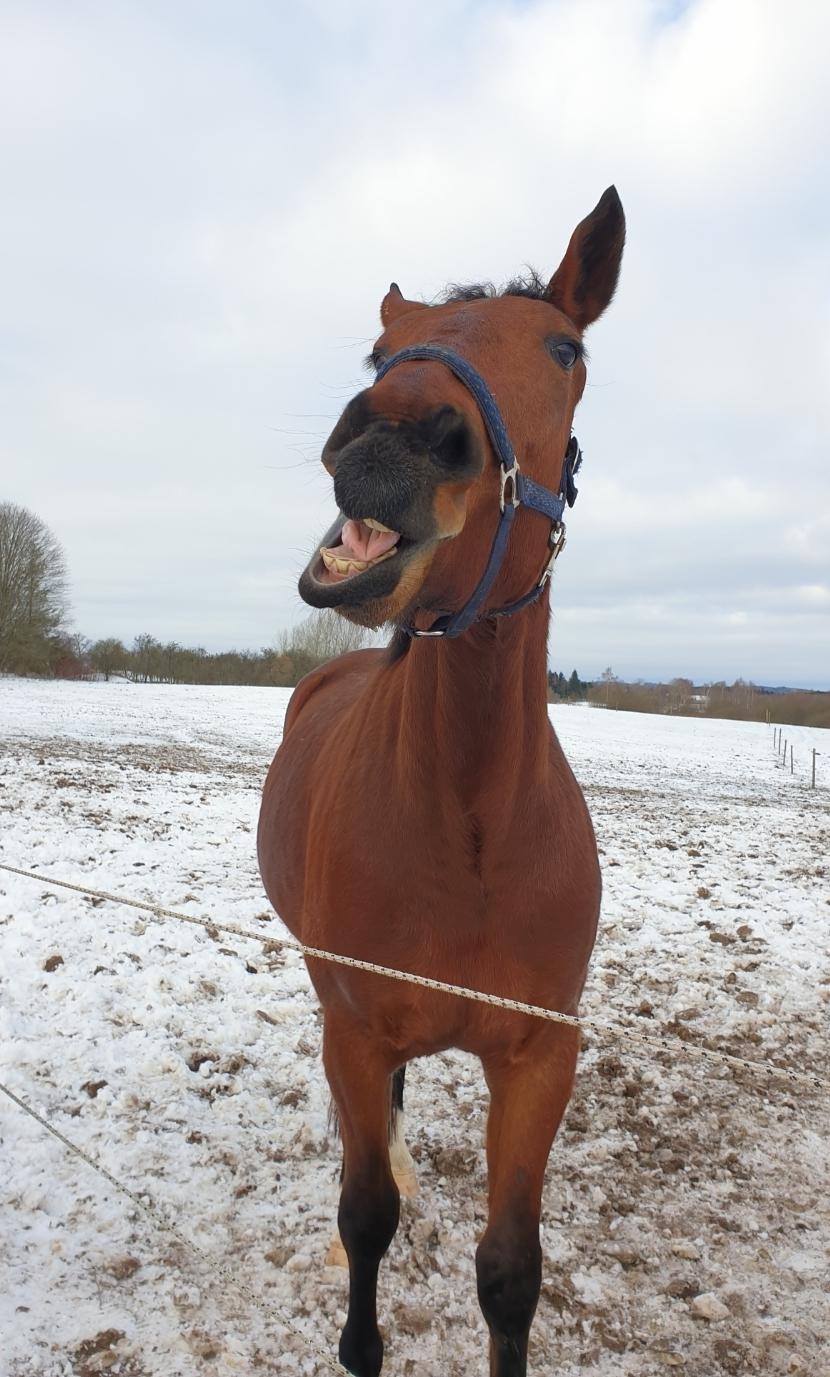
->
xmin=326 ymin=1064 xmax=416 ymax=1269
xmin=476 ymin=1028 xmax=580 ymax=1377
xmin=389 ymin=1065 xmax=417 ymax=1198
xmin=324 ymin=1016 xmax=401 ymax=1377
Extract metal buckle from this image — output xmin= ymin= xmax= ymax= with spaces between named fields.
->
xmin=499 ymin=462 xmax=521 ymax=512
xmin=538 ymin=522 xmax=567 ymax=585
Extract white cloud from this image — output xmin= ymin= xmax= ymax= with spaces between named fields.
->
xmin=794 ymin=584 xmax=830 ymax=608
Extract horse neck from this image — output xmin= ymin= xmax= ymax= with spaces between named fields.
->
xmin=393 ymin=596 xmax=552 ymax=808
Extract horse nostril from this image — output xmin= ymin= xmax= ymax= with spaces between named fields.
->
xmin=321 ymin=392 xmax=372 ymax=473
xmin=421 ymin=406 xmax=483 ymax=477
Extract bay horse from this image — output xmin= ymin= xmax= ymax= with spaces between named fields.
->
xmin=258 ymin=187 xmax=625 ymax=1376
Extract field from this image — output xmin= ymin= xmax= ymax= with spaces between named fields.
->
xmin=1 ymin=677 xmax=828 ymax=1377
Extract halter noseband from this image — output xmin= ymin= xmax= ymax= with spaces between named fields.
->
xmin=373 ymin=344 xmax=582 ymax=639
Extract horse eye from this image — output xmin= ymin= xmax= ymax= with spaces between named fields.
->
xmin=364 ymin=349 xmax=386 ymax=374
xmin=553 ymin=342 xmax=579 ymax=370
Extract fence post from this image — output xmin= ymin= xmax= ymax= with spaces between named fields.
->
xmin=813 ymin=749 xmax=818 ymax=789
xmin=790 ymin=744 xmax=794 ymax=775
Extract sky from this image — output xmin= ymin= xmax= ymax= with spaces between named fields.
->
xmin=2 ymin=0 xmax=829 ymax=687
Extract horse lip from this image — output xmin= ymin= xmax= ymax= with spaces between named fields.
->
xmin=316 ymin=515 xmax=346 ymax=553
xmin=307 ymin=539 xmax=415 ymax=588
xmin=302 ymin=513 xmax=416 ymax=595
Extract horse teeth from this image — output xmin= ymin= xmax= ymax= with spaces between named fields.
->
xmin=363 ymin=517 xmax=395 ymax=533
xmin=319 ymin=545 xmax=397 ymax=576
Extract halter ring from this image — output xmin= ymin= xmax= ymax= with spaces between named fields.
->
xmin=499 ymin=463 xmax=521 ymax=512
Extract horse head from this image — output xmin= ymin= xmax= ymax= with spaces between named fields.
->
xmin=299 ymin=187 xmax=625 ymax=633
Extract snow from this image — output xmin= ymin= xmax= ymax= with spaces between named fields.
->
xmin=1 ymin=677 xmax=828 ymax=1376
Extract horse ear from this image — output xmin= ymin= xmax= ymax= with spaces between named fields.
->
xmin=380 ymin=283 xmax=428 ymax=327
xmin=545 ymin=187 xmax=625 ymax=330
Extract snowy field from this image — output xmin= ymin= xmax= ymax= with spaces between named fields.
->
xmin=1 ymin=676 xmax=828 ymax=1377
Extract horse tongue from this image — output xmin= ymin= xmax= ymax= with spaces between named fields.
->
xmin=338 ymin=519 xmax=400 ymax=562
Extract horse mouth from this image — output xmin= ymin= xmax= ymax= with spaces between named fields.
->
xmin=318 ymin=517 xmax=401 ymax=584
xmin=300 ymin=512 xmax=425 ymax=614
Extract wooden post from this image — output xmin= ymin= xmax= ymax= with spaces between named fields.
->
xmin=813 ymin=749 xmax=818 ymax=789
xmin=790 ymin=744 xmax=794 ymax=775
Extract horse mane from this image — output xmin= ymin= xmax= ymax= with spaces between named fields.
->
xmin=438 ymin=269 xmax=548 ymax=305
xmin=386 ymin=628 xmax=412 ymax=662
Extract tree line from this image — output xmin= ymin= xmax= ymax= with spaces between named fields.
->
xmin=2 ymin=502 xmax=827 ymax=725
xmin=580 ymin=669 xmax=830 ymax=729
xmin=72 ymin=613 xmax=373 ymax=687
xmin=0 ymin=500 xmax=373 ymax=685
xmin=547 ymin=669 xmax=590 ymax=700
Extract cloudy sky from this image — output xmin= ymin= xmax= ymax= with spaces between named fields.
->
xmin=2 ymin=0 xmax=829 ymax=686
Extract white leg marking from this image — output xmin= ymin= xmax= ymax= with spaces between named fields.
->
xmin=390 ymin=1112 xmax=418 ymax=1199
xmin=325 ymin=1228 xmax=348 ymax=1269
xmin=324 ymin=1114 xmax=418 ymax=1270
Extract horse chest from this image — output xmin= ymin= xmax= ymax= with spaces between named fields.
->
xmin=260 ymin=675 xmax=599 ymax=991
xmin=304 ymin=777 xmax=591 ymax=951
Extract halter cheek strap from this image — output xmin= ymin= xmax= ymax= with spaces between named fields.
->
xmin=373 ymin=344 xmax=582 ymax=639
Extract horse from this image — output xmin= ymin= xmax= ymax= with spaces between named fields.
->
xmin=258 ymin=187 xmax=625 ymax=1376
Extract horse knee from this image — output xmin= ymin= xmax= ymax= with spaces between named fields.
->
xmin=476 ymin=1227 xmax=542 ymax=1342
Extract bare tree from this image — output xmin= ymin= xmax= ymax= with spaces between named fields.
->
xmin=131 ymin=633 xmax=161 ymax=683
xmin=90 ymin=637 xmax=128 ymax=681
xmin=600 ymin=665 xmax=618 ymax=707
xmin=277 ymin=609 xmax=371 ymax=661
xmin=0 ymin=502 xmax=70 ymax=672
xmin=667 ymin=677 xmax=694 ymax=713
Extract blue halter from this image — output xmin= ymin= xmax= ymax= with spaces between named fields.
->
xmin=373 ymin=344 xmax=582 ymax=639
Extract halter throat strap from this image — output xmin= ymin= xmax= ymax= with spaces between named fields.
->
xmin=373 ymin=343 xmax=581 ymax=639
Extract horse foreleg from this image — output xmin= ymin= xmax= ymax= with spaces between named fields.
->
xmin=326 ymin=1064 xmax=415 ymax=1268
xmin=389 ymin=1064 xmax=417 ymax=1198
xmin=477 ymin=1027 xmax=580 ymax=1377
xmin=388 ymin=1115 xmax=418 ymax=1197
xmin=324 ymin=1015 xmax=401 ymax=1377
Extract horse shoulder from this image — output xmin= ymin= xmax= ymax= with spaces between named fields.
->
xmin=282 ymin=646 xmax=388 ymax=736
